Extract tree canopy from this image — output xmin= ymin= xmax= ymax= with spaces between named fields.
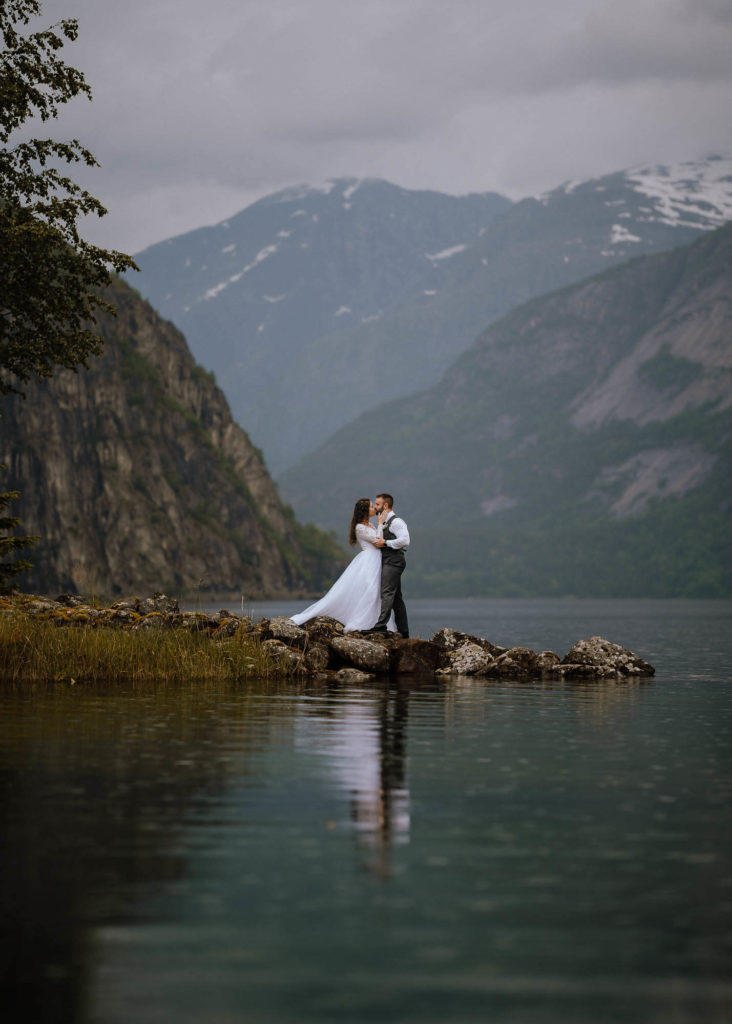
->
xmin=0 ymin=0 xmax=137 ymax=396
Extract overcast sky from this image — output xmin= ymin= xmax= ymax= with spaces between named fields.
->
xmin=31 ymin=0 xmax=732 ymax=254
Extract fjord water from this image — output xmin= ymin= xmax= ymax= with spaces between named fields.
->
xmin=1 ymin=600 xmax=731 ymax=1024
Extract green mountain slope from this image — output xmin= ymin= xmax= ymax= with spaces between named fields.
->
xmin=280 ymin=223 xmax=732 ymax=597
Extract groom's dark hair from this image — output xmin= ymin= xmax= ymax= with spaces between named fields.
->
xmin=377 ymin=493 xmax=394 ymax=508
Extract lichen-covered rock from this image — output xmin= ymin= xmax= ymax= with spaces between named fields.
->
xmin=431 ymin=627 xmax=505 ymax=659
xmin=66 ymin=608 xmax=103 ymax=625
xmin=494 ymin=646 xmax=539 ymax=678
xmin=560 ymin=662 xmax=614 ymax=679
xmin=436 ymin=641 xmax=495 ymax=676
xmin=390 ymin=639 xmax=443 ymax=674
xmin=330 ymin=636 xmax=390 ymax=673
xmin=261 ymin=639 xmax=305 ymax=673
xmin=261 ymin=616 xmax=308 ymax=649
xmin=536 ymin=650 xmax=561 ymax=674
xmin=214 ymin=617 xmax=245 ymax=639
xmin=131 ymin=613 xmax=169 ymax=632
xmin=335 ymin=667 xmax=375 ymax=683
xmin=303 ymin=616 xmax=344 ymax=645
xmin=25 ymin=599 xmax=59 ymax=616
xmin=180 ymin=612 xmax=215 ymax=632
xmin=108 ymin=608 xmax=140 ymax=626
xmin=304 ymin=644 xmax=331 ymax=672
xmin=138 ymin=592 xmax=180 ymax=616
xmin=562 ymin=636 xmax=655 ymax=676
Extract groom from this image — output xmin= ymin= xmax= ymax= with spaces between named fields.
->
xmin=367 ymin=493 xmax=410 ymax=638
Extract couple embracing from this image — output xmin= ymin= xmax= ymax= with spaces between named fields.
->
xmin=291 ymin=493 xmax=409 ymax=637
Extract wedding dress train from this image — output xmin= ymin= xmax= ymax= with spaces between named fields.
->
xmin=291 ymin=523 xmax=395 ymax=633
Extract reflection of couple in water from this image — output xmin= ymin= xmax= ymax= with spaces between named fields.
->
xmin=348 ymin=688 xmax=411 ymax=879
xmin=298 ymin=686 xmax=411 ymax=880
xmin=291 ymin=493 xmax=409 ymax=637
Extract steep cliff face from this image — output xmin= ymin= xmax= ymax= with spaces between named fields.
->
xmin=1 ymin=279 xmax=341 ymax=597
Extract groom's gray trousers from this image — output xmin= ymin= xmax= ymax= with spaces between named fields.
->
xmin=374 ymin=550 xmax=409 ymax=636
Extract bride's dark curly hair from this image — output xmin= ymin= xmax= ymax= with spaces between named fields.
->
xmin=348 ymin=498 xmax=372 ymax=546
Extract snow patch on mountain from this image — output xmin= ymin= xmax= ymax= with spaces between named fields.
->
xmin=203 ymin=281 xmax=228 ymax=300
xmin=425 ymin=244 xmax=468 ymax=261
xmin=610 ymin=224 xmax=642 ymax=245
xmin=626 ymin=157 xmax=732 ymax=230
xmin=200 ymin=244 xmax=279 ymax=301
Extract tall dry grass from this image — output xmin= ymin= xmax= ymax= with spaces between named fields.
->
xmin=0 ymin=616 xmax=279 ymax=684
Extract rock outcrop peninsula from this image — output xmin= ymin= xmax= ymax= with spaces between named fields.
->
xmin=3 ymin=593 xmax=655 ymax=682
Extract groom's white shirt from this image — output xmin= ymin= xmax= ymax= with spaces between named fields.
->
xmin=383 ymin=513 xmax=410 ymax=550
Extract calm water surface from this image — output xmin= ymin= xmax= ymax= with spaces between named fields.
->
xmin=1 ymin=599 xmax=731 ymax=1023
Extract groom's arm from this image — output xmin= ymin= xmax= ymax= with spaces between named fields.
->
xmin=385 ymin=518 xmax=410 ymax=550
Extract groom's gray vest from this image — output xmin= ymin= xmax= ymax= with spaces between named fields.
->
xmin=382 ymin=514 xmax=406 ymax=568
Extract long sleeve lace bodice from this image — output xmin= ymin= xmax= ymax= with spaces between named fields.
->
xmin=355 ymin=522 xmax=381 ymax=551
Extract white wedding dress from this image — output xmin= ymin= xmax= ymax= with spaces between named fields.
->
xmin=291 ymin=523 xmax=396 ymax=633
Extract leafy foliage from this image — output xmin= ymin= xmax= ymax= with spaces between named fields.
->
xmin=0 ymin=468 xmax=37 ymax=591
xmin=0 ymin=0 xmax=136 ymax=396
xmin=638 ymin=345 xmax=702 ymax=392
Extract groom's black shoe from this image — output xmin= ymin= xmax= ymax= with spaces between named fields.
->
xmin=364 ymin=625 xmax=387 ymax=634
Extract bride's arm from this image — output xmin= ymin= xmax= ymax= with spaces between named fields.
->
xmin=356 ymin=523 xmax=380 ymax=546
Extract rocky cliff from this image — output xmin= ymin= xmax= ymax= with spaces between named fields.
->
xmin=0 ymin=278 xmax=341 ymax=598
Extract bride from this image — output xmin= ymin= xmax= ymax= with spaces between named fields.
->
xmin=291 ymin=498 xmax=396 ymax=633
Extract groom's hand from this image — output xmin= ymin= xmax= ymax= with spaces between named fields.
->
xmin=375 ymin=538 xmax=385 ymax=547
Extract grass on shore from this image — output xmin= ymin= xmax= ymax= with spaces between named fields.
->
xmin=0 ymin=616 xmax=279 ymax=684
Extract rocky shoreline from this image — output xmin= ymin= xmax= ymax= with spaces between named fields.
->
xmin=2 ymin=592 xmax=656 ymax=681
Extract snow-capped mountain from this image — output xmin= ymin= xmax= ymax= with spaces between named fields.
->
xmin=624 ymin=156 xmax=732 ymax=230
xmin=132 ymin=179 xmax=510 ymax=472
xmin=131 ymin=157 xmax=732 ymax=474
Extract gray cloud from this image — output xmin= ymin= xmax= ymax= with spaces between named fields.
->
xmin=30 ymin=0 xmax=732 ymax=253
